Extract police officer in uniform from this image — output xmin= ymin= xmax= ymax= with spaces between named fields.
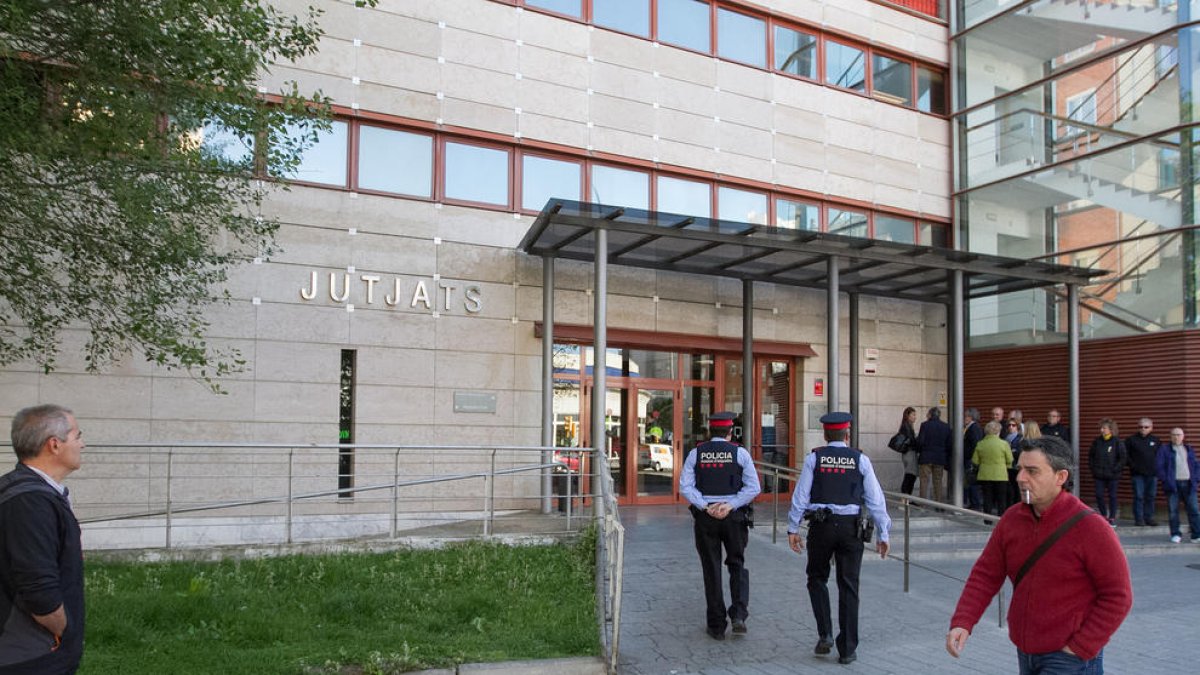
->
xmin=679 ymin=411 xmax=762 ymax=640
xmin=787 ymin=411 xmax=891 ymax=665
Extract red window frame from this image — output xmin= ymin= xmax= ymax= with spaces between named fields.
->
xmin=439 ymin=137 xmax=515 ymax=211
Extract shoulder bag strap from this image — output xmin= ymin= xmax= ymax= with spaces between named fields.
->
xmin=1013 ymin=508 xmax=1092 ymax=588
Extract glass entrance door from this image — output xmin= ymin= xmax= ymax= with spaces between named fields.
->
xmin=634 ymin=387 xmax=676 ymax=500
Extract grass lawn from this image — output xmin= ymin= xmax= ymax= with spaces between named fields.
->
xmin=81 ymin=535 xmax=598 ymax=674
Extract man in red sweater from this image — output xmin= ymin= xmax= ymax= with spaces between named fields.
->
xmin=946 ymin=436 xmax=1132 ymax=674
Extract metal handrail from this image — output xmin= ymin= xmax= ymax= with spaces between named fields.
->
xmin=753 ymin=458 xmax=1007 ymax=626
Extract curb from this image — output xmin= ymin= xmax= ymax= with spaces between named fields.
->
xmin=413 ymin=656 xmax=607 ymax=675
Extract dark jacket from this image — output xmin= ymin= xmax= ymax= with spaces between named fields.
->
xmin=1042 ymin=422 xmax=1071 ymax=444
xmin=0 ymin=464 xmax=84 ymax=674
xmin=1156 ymin=442 xmax=1200 ymax=494
xmin=1087 ymin=435 xmax=1127 ymax=480
xmin=964 ymin=421 xmax=984 ymax=469
xmin=917 ymin=417 xmax=952 ymax=467
xmin=1125 ymin=433 xmax=1160 ymax=477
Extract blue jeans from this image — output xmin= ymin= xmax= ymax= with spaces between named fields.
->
xmin=1166 ymin=480 xmax=1200 ymax=539
xmin=1018 ymin=648 xmax=1103 ymax=675
xmin=1131 ymin=475 xmax=1157 ymax=523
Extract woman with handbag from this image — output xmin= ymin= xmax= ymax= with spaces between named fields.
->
xmin=893 ymin=406 xmax=919 ymax=494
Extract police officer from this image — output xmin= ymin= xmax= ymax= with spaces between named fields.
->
xmin=787 ymin=411 xmax=891 ymax=665
xmin=679 ymin=411 xmax=761 ymax=640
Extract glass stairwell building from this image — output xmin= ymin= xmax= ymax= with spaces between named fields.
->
xmin=956 ymin=1 xmax=1200 ymax=487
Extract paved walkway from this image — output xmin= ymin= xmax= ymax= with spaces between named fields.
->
xmin=617 ymin=504 xmax=1200 ymax=674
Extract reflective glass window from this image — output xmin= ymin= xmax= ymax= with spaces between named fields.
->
xmin=199 ymin=121 xmax=254 ymax=166
xmin=357 ymin=126 xmax=433 ymax=197
xmin=874 ymin=215 xmax=916 ymax=243
xmin=872 ymin=54 xmax=912 ymax=106
xmin=825 ymin=40 xmax=866 ymax=92
xmin=444 ymin=141 xmax=510 ymax=206
xmin=919 ymin=222 xmax=949 ymax=248
xmin=593 ymin=0 xmax=650 ymax=37
xmin=525 ymin=0 xmax=582 ymax=18
xmin=716 ymin=8 xmax=765 ymax=68
xmin=775 ymin=198 xmax=820 ymax=230
xmin=917 ymin=67 xmax=946 ymax=114
xmin=773 ymin=26 xmax=817 ymax=79
xmin=591 ymin=165 xmax=649 ymax=210
xmin=1065 ymin=90 xmax=1097 ymax=125
xmin=657 ymin=0 xmax=711 ymax=54
xmin=627 ymin=349 xmax=677 ymax=379
xmin=281 ymin=120 xmax=348 ymax=186
xmin=657 ymin=176 xmax=711 ymax=217
xmin=717 ymin=187 xmax=767 ymax=224
xmin=522 ymin=155 xmax=581 ymax=210
xmin=683 ymin=353 xmax=715 ymax=381
xmin=827 ymin=208 xmax=867 ymax=237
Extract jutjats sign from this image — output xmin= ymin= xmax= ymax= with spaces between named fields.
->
xmin=299 ymin=271 xmax=483 ymax=314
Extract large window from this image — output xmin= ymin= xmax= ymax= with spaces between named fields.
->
xmin=444 ymin=141 xmax=510 ymax=206
xmin=917 ymin=66 xmax=946 ymax=114
xmin=657 ymin=0 xmax=711 ymax=53
xmin=358 ymin=126 xmax=433 ymax=197
xmin=718 ymin=187 xmax=767 ymax=224
xmin=828 ymin=208 xmax=868 ymax=237
xmin=775 ymin=198 xmax=820 ymax=230
xmin=281 ymin=120 xmax=348 ymax=186
xmin=774 ymin=25 xmax=817 ymax=80
xmin=826 ymin=40 xmax=866 ymax=92
xmin=657 ymin=175 xmax=711 ymax=217
xmin=593 ymin=0 xmax=649 ymax=37
xmin=717 ymin=8 xmax=765 ymax=68
xmin=524 ymin=0 xmax=582 ymax=18
xmin=199 ymin=121 xmax=254 ymax=166
xmin=522 ymin=155 xmax=582 ymax=210
xmin=591 ymin=165 xmax=650 ymax=210
xmin=874 ymin=215 xmax=916 ymax=244
xmin=872 ymin=54 xmax=912 ymax=106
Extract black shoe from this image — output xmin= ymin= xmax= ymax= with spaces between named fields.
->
xmin=706 ymin=627 xmax=725 ymax=640
xmin=1134 ymin=520 xmax=1145 ymax=526
xmin=838 ymin=653 xmax=857 ymax=665
xmin=731 ymin=618 xmax=747 ymax=635
xmin=1146 ymin=519 xmax=1158 ymax=527
xmin=815 ymin=638 xmax=833 ymax=655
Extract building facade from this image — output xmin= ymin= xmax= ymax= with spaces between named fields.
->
xmin=3 ymin=0 xmax=965 ymax=508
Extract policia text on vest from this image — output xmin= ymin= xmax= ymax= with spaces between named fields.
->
xmin=786 ymin=411 xmax=892 ymax=666
xmin=678 ymin=412 xmax=761 ymax=641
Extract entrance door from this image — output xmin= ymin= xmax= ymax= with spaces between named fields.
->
xmin=634 ymin=387 xmax=676 ymax=502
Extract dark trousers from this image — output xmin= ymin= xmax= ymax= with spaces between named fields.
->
xmin=900 ymin=473 xmax=917 ymax=495
xmin=1093 ymin=477 xmax=1119 ymax=520
xmin=806 ymin=514 xmax=864 ymax=658
xmin=981 ymin=480 xmax=1008 ymax=516
xmin=691 ymin=506 xmax=750 ymax=631
xmin=1131 ymin=474 xmax=1157 ymax=524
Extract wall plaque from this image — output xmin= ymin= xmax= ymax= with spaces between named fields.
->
xmin=454 ymin=391 xmax=497 ymax=414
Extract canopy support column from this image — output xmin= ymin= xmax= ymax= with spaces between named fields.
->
xmin=849 ymin=293 xmax=860 ymax=448
xmin=1068 ymin=284 xmax=1081 ymax=496
xmin=541 ymin=255 xmax=555 ymax=514
xmin=592 ymin=229 xmax=608 ymax=520
xmin=743 ymin=279 xmax=754 ymax=453
xmin=950 ymin=270 xmax=965 ymax=508
xmin=827 ymin=257 xmax=840 ymax=413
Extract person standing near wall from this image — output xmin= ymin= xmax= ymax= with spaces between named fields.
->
xmin=917 ymin=407 xmax=951 ymax=503
xmin=0 ymin=404 xmax=86 ymax=675
xmin=1088 ymin=419 xmax=1126 ymax=527
xmin=895 ymin=407 xmax=919 ymax=495
xmin=972 ymin=420 xmax=1013 ymax=517
xmin=1156 ymin=428 xmax=1200 ymax=544
xmin=1126 ymin=418 xmax=1160 ymax=527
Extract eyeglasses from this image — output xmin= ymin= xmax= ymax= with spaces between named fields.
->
xmin=1008 ymin=422 xmax=1018 ymax=427
xmin=1140 ymin=425 xmax=1152 ymax=429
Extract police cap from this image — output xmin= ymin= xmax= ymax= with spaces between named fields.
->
xmin=819 ymin=411 xmax=853 ymax=430
xmin=709 ymin=411 xmax=736 ymax=428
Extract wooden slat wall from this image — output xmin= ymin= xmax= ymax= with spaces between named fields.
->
xmin=965 ymin=330 xmax=1200 ymax=514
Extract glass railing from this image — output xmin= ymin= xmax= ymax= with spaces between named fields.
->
xmin=967 ymin=224 xmax=1194 ymax=348
xmin=959 ymin=0 xmax=1178 ymax=37
xmin=955 ymin=2 xmax=1183 ymax=112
